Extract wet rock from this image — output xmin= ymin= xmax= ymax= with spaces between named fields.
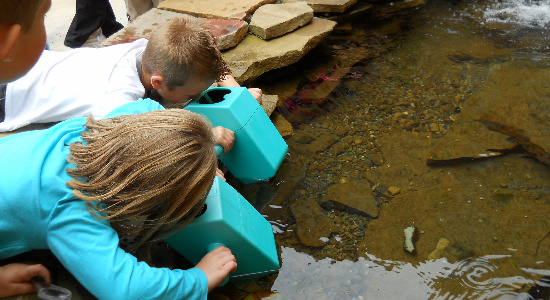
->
xmin=260 ymin=93 xmax=278 ymax=116
xmin=304 ymin=0 xmax=358 ymax=13
xmin=459 ymin=63 xmax=550 ymax=166
xmin=249 ymin=2 xmax=314 ymax=40
xmin=326 ymin=2 xmax=374 ymax=24
xmin=427 ymin=119 xmax=517 ymax=164
xmin=403 ymin=226 xmax=419 ymax=255
xmin=101 ymin=9 xmax=248 ymax=50
xmin=272 ymin=112 xmax=294 ymax=138
xmin=323 ymin=180 xmax=379 ymax=218
xmin=427 ymin=237 xmax=449 ymax=260
xmin=290 ymin=198 xmax=338 ymax=247
xmin=287 ymin=128 xmax=340 ymax=154
xmin=158 ymin=0 xmax=277 ymax=20
xmin=365 ymin=129 xmax=450 ymax=193
xmin=388 ymin=186 xmax=401 ymax=196
xmin=222 ymin=17 xmax=336 ymax=84
xmin=332 ymin=22 xmax=353 ymax=35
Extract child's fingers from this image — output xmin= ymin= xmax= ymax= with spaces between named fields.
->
xmin=20 ymin=264 xmax=51 ymax=283
xmin=213 ymin=247 xmax=237 ymax=273
xmin=248 ymin=88 xmax=263 ymax=104
xmin=212 ymin=127 xmax=235 ymax=153
xmin=7 ymin=282 xmax=36 ymax=295
xmin=215 ymin=168 xmax=226 ymax=181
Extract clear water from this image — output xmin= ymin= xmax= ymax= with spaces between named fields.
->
xmin=228 ymin=0 xmax=550 ymax=299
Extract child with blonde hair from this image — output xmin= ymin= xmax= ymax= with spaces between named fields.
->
xmin=0 ymin=98 xmax=237 ymax=299
xmin=0 ymin=15 xmax=262 ymax=131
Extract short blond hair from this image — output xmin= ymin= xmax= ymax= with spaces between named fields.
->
xmin=142 ymin=16 xmax=231 ymax=88
xmin=0 ymin=0 xmax=45 ymax=32
xmin=66 ymin=109 xmax=217 ymax=249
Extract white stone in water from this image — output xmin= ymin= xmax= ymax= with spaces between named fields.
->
xmin=403 ymin=226 xmax=418 ymax=255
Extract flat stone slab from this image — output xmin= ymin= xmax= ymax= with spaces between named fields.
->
xmin=158 ymin=0 xmax=277 ymax=20
xmin=223 ymin=17 xmax=337 ymax=84
xmin=290 ymin=198 xmax=338 ymax=247
xmin=427 ymin=119 xmax=517 ymax=164
xmin=324 ymin=180 xmax=379 ymax=218
xmin=282 ymin=0 xmax=358 ymax=13
xmin=249 ymin=2 xmax=313 ymax=40
xmin=459 ymin=63 xmax=550 ymax=166
xmin=326 ymin=2 xmax=374 ymax=23
xmin=101 ymin=8 xmax=248 ymax=50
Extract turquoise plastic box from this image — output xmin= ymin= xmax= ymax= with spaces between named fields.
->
xmin=185 ymin=87 xmax=288 ymax=184
xmin=163 ymin=177 xmax=280 ymax=284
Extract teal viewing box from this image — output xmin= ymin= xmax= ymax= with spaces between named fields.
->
xmin=163 ymin=177 xmax=280 ymax=284
xmin=185 ymin=87 xmax=288 ymax=184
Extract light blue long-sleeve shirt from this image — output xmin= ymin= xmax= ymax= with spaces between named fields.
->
xmin=0 ymin=99 xmax=208 ymax=300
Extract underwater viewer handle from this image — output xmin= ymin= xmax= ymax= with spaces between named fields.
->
xmin=214 ymin=145 xmax=224 ymax=157
xmin=207 ymin=243 xmax=230 ymax=286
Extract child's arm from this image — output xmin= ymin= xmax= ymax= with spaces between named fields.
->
xmin=0 ymin=263 xmax=51 ymax=297
xmin=212 ymin=126 xmax=234 ymax=154
xmin=217 ymin=75 xmax=263 ymax=104
xmin=195 ymin=246 xmax=237 ymax=292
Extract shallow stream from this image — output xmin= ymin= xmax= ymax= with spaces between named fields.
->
xmin=224 ymin=0 xmax=550 ymax=299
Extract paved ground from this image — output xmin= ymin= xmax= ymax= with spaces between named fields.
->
xmin=45 ymin=0 xmax=128 ymax=51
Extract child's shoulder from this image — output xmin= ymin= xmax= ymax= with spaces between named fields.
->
xmin=104 ymin=99 xmax=165 ymax=118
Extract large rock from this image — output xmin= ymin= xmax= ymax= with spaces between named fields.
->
xmin=282 ymin=0 xmax=358 ymax=13
xmin=324 ymin=180 xmax=379 ymax=218
xmin=460 ymin=63 xmax=550 ymax=166
xmin=249 ymin=2 xmax=314 ymax=40
xmin=158 ymin=0 xmax=277 ymax=20
xmin=290 ymin=198 xmax=338 ymax=247
xmin=326 ymin=2 xmax=374 ymax=23
xmin=365 ymin=129 xmax=449 ymax=195
xmin=427 ymin=119 xmax=517 ymax=164
xmin=101 ymin=9 xmax=248 ymax=50
xmin=222 ymin=17 xmax=336 ymax=84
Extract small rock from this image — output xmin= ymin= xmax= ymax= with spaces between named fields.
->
xmin=429 ymin=123 xmax=440 ymax=132
xmin=403 ymin=226 xmax=419 ymax=255
xmin=388 ymin=186 xmax=401 ymax=196
xmin=427 ymin=238 xmax=449 ymax=260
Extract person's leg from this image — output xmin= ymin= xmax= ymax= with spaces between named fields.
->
xmin=64 ymin=0 xmax=111 ymax=48
xmin=101 ymin=3 xmax=124 ymax=38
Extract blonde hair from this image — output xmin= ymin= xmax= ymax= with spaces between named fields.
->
xmin=142 ymin=16 xmax=231 ymax=89
xmin=0 ymin=0 xmax=45 ymax=32
xmin=66 ymin=109 xmax=217 ymax=250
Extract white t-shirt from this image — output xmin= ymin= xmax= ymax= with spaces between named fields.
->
xmin=1 ymin=39 xmax=148 ymax=132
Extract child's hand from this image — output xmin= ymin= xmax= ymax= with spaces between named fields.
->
xmin=212 ymin=126 xmax=234 ymax=153
xmin=196 ymin=246 xmax=237 ymax=291
xmin=248 ymin=88 xmax=263 ymax=104
xmin=215 ymin=168 xmax=226 ymax=181
xmin=0 ymin=263 xmax=51 ymax=297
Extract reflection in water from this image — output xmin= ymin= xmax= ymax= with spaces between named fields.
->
xmin=273 ymin=248 xmax=538 ymax=299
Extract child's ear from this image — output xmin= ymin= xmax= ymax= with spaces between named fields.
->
xmin=150 ymin=74 xmax=165 ymax=90
xmin=0 ymin=24 xmax=21 ymax=62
